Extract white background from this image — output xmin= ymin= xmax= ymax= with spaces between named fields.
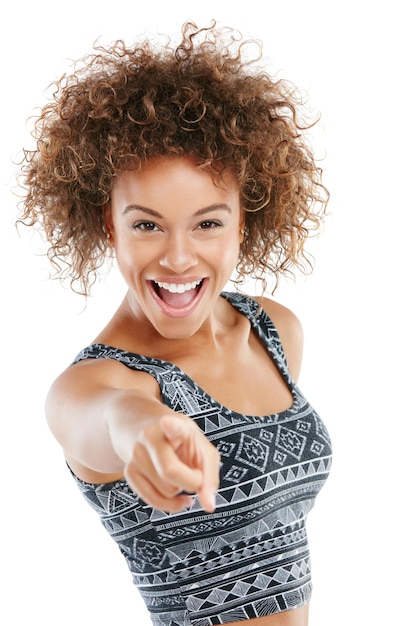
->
xmin=1 ymin=1 xmax=416 ymax=624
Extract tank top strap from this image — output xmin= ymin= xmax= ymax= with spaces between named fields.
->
xmin=72 ymin=343 xmax=228 ymax=417
xmin=222 ymin=292 xmax=293 ymax=386
xmin=72 ymin=344 xmax=180 ymax=387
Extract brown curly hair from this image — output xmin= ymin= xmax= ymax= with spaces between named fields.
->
xmin=17 ymin=21 xmax=329 ymax=296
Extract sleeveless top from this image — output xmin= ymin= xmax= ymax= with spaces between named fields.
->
xmin=70 ymin=292 xmax=332 ymax=626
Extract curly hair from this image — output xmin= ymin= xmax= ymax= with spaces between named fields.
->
xmin=17 ymin=21 xmax=329 ymax=295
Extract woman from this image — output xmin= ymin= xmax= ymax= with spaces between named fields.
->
xmin=18 ymin=22 xmax=332 ymax=626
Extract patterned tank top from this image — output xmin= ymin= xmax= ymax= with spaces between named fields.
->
xmin=70 ymin=292 xmax=332 ymax=626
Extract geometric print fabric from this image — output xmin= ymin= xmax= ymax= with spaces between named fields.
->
xmin=71 ymin=292 xmax=332 ymax=625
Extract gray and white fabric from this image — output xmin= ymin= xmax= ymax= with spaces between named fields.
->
xmin=70 ymin=292 xmax=332 ymax=625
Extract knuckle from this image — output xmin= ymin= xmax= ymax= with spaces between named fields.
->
xmin=163 ymin=462 xmax=179 ymax=482
xmin=165 ymin=485 xmax=181 ymax=498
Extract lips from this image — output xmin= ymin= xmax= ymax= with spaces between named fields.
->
xmin=150 ymin=278 xmax=205 ymax=312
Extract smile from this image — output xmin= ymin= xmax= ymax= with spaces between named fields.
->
xmin=149 ymin=278 xmax=207 ymax=317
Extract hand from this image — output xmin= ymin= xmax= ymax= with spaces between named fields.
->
xmin=124 ymin=414 xmax=220 ymax=513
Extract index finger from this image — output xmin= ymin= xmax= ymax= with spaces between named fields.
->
xmin=196 ymin=443 xmax=220 ymax=513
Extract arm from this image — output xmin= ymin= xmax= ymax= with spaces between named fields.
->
xmin=45 ymin=358 xmax=220 ymax=512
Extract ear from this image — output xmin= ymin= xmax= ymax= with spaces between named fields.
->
xmin=102 ymin=203 xmax=114 ymax=244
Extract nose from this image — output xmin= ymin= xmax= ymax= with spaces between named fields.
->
xmin=158 ymin=232 xmax=198 ymax=273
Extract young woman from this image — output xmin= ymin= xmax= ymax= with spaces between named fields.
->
xmin=18 ymin=22 xmax=332 ymax=626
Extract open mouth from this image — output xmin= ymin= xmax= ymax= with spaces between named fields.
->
xmin=151 ymin=278 xmax=205 ymax=309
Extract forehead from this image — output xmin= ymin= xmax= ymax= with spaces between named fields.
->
xmin=112 ymin=156 xmax=239 ymax=200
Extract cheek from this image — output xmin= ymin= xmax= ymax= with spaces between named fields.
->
xmin=113 ymin=241 xmax=144 ymax=275
xmin=216 ymin=234 xmax=241 ymax=267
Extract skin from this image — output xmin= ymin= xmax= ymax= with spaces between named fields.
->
xmin=46 ymin=155 xmax=307 ymax=625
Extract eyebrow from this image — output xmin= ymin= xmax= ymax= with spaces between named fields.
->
xmin=122 ymin=203 xmax=232 ymax=217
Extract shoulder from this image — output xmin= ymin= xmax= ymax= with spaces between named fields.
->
xmin=47 ymin=351 xmax=161 ymax=413
xmin=256 ymin=296 xmax=303 ymax=339
xmin=255 ymin=296 xmax=304 ymax=382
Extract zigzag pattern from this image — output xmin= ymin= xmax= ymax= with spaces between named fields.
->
xmin=71 ymin=292 xmax=332 ymax=625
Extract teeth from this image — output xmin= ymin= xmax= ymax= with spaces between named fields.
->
xmin=155 ymin=279 xmax=202 ymax=293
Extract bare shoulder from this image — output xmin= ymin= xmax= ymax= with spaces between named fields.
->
xmin=46 ymin=355 xmax=162 ymax=433
xmin=256 ymin=296 xmax=303 ymax=340
xmin=49 ymin=353 xmax=160 ymax=398
xmin=254 ymin=296 xmax=304 ymax=382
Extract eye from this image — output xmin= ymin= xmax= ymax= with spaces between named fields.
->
xmin=197 ymin=220 xmax=222 ymax=230
xmin=133 ymin=221 xmax=159 ymax=232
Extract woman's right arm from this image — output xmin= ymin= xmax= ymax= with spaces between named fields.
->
xmin=45 ymin=359 xmax=219 ymax=512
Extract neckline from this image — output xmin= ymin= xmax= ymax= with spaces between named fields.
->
xmin=78 ymin=292 xmax=299 ymax=420
xmin=83 ymin=342 xmax=299 ymax=421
